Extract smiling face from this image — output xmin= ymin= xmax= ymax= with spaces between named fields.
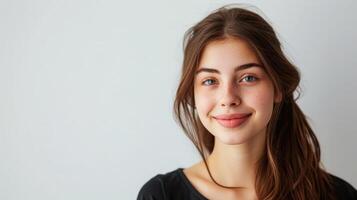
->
xmin=194 ymin=37 xmax=281 ymax=145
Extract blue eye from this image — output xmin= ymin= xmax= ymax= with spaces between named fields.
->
xmin=202 ymin=79 xmax=216 ymax=86
xmin=241 ymin=75 xmax=257 ymax=82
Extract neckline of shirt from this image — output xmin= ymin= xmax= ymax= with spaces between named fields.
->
xmin=177 ymin=168 xmax=208 ymax=200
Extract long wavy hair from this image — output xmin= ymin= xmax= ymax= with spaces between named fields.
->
xmin=173 ymin=4 xmax=336 ymax=200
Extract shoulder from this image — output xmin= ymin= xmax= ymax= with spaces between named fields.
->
xmin=328 ymin=173 xmax=357 ymax=199
xmin=136 ymin=168 xmax=187 ymax=200
xmin=137 ymin=174 xmax=166 ymax=200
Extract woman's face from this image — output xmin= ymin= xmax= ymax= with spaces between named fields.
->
xmin=194 ymin=37 xmax=281 ymax=145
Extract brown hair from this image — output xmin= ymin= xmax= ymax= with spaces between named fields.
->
xmin=173 ymin=4 xmax=336 ymax=200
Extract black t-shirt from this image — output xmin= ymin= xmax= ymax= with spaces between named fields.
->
xmin=137 ymin=168 xmax=357 ymax=200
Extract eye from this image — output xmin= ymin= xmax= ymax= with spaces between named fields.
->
xmin=202 ymin=78 xmax=217 ymax=86
xmin=241 ymin=75 xmax=258 ymax=83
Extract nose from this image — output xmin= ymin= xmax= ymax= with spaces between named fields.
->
xmin=219 ymin=81 xmax=241 ymax=107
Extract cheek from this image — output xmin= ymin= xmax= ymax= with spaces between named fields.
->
xmin=245 ymin=87 xmax=275 ymax=118
xmin=194 ymin=89 xmax=215 ymax=116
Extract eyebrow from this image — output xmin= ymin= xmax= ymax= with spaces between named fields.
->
xmin=195 ymin=63 xmax=263 ymax=75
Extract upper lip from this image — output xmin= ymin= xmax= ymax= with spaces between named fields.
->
xmin=213 ymin=113 xmax=251 ymax=120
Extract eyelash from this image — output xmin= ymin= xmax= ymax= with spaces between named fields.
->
xmin=201 ymin=75 xmax=258 ymax=86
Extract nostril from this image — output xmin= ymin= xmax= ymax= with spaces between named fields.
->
xmin=221 ymin=100 xmax=240 ymax=107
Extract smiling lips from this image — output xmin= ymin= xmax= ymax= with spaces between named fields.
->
xmin=213 ymin=113 xmax=252 ymax=128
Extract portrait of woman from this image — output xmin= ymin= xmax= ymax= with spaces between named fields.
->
xmin=137 ymin=4 xmax=357 ymax=200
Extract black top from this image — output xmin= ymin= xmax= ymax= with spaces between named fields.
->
xmin=137 ymin=168 xmax=357 ymax=200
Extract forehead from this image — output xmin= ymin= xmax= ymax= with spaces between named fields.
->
xmin=197 ymin=37 xmax=260 ymax=71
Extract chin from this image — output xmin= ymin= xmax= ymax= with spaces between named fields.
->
xmin=212 ymin=125 xmax=266 ymax=145
xmin=215 ymin=132 xmax=252 ymax=145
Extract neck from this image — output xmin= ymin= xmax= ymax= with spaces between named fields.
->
xmin=206 ymin=129 xmax=266 ymax=189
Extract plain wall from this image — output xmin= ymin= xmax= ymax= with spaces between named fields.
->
xmin=1 ymin=0 xmax=356 ymax=199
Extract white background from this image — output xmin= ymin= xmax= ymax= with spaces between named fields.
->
xmin=1 ymin=0 xmax=356 ymax=199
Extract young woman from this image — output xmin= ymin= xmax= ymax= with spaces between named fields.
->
xmin=137 ymin=5 xmax=357 ymax=200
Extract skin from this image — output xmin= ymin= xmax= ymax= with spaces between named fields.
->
xmin=183 ymin=37 xmax=282 ymax=200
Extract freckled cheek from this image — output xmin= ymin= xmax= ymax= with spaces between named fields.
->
xmin=194 ymin=90 xmax=216 ymax=114
xmin=244 ymin=89 xmax=275 ymax=115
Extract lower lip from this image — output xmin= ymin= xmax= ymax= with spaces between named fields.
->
xmin=215 ymin=114 xmax=251 ymax=128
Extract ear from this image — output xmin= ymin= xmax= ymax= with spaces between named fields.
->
xmin=274 ymin=90 xmax=282 ymax=103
